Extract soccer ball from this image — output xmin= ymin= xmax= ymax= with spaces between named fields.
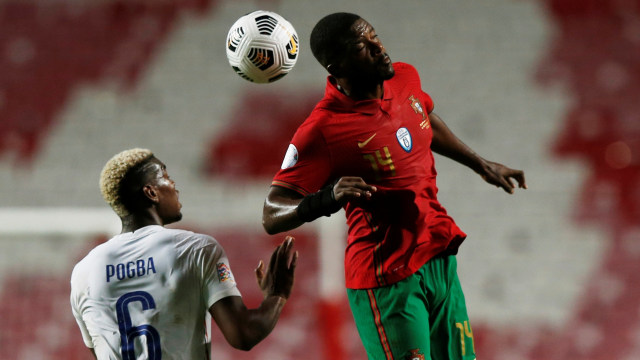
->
xmin=226 ymin=10 xmax=299 ymax=83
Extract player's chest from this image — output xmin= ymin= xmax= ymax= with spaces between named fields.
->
xmin=329 ymin=94 xmax=433 ymax=177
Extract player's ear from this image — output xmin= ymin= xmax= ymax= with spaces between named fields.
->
xmin=142 ymin=185 xmax=159 ymax=203
xmin=326 ymin=63 xmax=343 ymax=77
xmin=326 ymin=63 xmax=336 ymax=75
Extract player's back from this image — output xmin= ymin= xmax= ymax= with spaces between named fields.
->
xmin=70 ymin=225 xmax=240 ymax=359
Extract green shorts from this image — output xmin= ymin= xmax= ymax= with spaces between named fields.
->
xmin=347 ymin=255 xmax=476 ymax=360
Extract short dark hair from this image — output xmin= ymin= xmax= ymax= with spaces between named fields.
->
xmin=310 ymin=12 xmax=361 ymax=68
xmin=118 ymin=157 xmax=160 ymax=215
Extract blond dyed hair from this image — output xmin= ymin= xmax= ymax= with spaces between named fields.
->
xmin=99 ymin=148 xmax=154 ymax=217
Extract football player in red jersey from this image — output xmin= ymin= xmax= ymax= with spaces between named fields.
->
xmin=262 ymin=12 xmax=526 ymax=360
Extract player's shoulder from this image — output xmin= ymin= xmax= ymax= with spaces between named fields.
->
xmin=141 ymin=226 xmax=213 ymax=244
xmin=166 ymin=228 xmax=222 ymax=251
xmin=291 ymin=106 xmax=331 ymax=141
xmin=306 ymin=92 xmax=353 ymax=129
xmin=70 ymin=245 xmax=102 ymax=286
xmin=391 ymin=62 xmax=421 ymax=81
xmin=72 ymin=238 xmax=111 ymax=268
xmin=70 ymin=235 xmax=119 ymax=281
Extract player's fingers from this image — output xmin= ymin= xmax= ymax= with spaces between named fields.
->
xmin=337 ymin=177 xmax=377 ymax=192
xmin=514 ymin=171 xmax=527 ymax=189
xmin=284 ymin=236 xmax=294 ymax=250
xmin=255 ymin=260 xmax=265 ymax=283
xmin=504 ymin=169 xmax=526 ymax=190
xmin=355 ymin=184 xmax=377 ymax=194
xmin=497 ymin=177 xmax=514 ymax=194
xmin=280 ymin=236 xmax=293 ymax=257
xmin=339 ymin=189 xmax=374 ymax=199
xmin=338 ymin=176 xmax=366 ymax=183
xmin=290 ymin=251 xmax=299 ymax=271
xmin=273 ymin=238 xmax=291 ymax=271
xmin=283 ymin=236 xmax=295 ymax=267
xmin=268 ymin=244 xmax=280 ymax=274
xmin=351 ymin=182 xmax=377 ymax=193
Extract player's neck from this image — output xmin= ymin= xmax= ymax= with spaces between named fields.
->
xmin=120 ymin=211 xmax=164 ymax=234
xmin=334 ymin=77 xmax=384 ymax=101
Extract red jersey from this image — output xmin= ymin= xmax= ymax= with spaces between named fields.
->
xmin=272 ymin=62 xmax=466 ymax=289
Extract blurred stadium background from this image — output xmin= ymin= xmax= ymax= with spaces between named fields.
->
xmin=1 ymin=0 xmax=639 ymax=359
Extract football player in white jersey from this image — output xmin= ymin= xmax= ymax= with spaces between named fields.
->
xmin=70 ymin=148 xmax=298 ymax=359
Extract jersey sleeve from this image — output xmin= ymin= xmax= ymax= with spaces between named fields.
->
xmin=69 ymin=263 xmax=94 ymax=348
xmin=395 ymin=62 xmax=435 ymax=114
xmin=194 ymin=235 xmax=242 ymax=308
xmin=272 ymin=118 xmax=333 ymax=195
xmin=421 ymin=90 xmax=434 ymax=114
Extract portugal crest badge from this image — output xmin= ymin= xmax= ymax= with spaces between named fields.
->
xmin=408 ymin=95 xmax=430 ymax=129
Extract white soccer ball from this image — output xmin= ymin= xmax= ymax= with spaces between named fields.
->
xmin=226 ymin=10 xmax=300 ymax=83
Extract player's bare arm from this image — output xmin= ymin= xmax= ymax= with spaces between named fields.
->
xmin=263 ymin=178 xmax=377 ymax=234
xmin=263 ymin=186 xmax=305 ymax=235
xmin=210 ymin=237 xmax=298 ymax=351
xmin=430 ymin=111 xmax=527 ymax=194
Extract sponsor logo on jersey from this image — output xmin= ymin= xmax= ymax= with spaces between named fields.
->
xmin=396 ymin=127 xmax=412 ymax=152
xmin=408 ymin=95 xmax=430 ymax=129
xmin=357 ymin=133 xmax=377 ymax=148
xmin=217 ymin=263 xmax=234 ymax=283
xmin=280 ymin=143 xmax=298 ymax=169
xmin=404 ymin=349 xmax=425 ymax=360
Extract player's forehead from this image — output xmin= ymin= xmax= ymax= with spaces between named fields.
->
xmin=349 ymin=18 xmax=375 ymax=39
xmin=144 ymin=157 xmax=167 ymax=177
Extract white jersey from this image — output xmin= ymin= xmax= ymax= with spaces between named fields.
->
xmin=70 ymin=225 xmax=241 ymax=359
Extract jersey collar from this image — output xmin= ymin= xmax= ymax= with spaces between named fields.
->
xmin=324 ymin=77 xmax=393 ymax=115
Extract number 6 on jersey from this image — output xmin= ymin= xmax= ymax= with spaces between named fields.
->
xmin=117 ymin=291 xmax=161 ymax=360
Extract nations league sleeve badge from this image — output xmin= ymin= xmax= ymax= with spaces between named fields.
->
xmin=216 ymin=262 xmax=235 ymax=284
xmin=280 ymin=143 xmax=299 ymax=169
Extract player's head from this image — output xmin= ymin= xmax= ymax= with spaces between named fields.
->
xmin=100 ymin=148 xmax=182 ymax=224
xmin=310 ymin=12 xmax=394 ymax=82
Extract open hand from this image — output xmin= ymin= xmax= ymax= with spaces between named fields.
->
xmin=255 ymin=236 xmax=298 ymax=299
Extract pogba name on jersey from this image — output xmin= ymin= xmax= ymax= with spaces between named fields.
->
xmin=106 ymin=257 xmax=157 ymax=282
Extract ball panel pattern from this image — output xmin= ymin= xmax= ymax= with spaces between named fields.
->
xmin=225 ymin=10 xmax=299 ymax=83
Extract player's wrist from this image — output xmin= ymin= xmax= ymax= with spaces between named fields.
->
xmin=265 ymin=293 xmax=288 ymax=304
xmin=296 ymin=183 xmax=341 ymax=222
xmin=471 ymin=156 xmax=490 ymax=175
xmin=262 ymin=283 xmax=291 ymax=300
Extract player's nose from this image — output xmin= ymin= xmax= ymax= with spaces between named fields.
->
xmin=370 ymin=41 xmax=384 ymax=57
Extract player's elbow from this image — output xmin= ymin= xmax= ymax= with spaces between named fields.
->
xmin=229 ymin=339 xmax=258 ymax=351
xmin=262 ymin=208 xmax=284 ymax=235
xmin=226 ymin=329 xmax=266 ymax=351
xmin=262 ymin=219 xmax=281 ymax=235
xmin=262 ymin=217 xmax=295 ymax=235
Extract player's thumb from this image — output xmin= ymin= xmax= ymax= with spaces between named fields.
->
xmin=255 ymin=260 xmax=264 ymax=283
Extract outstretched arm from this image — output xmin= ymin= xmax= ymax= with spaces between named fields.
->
xmin=430 ymin=112 xmax=527 ymax=193
xmin=209 ymin=237 xmax=298 ymax=351
xmin=262 ymin=179 xmax=377 ymax=235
